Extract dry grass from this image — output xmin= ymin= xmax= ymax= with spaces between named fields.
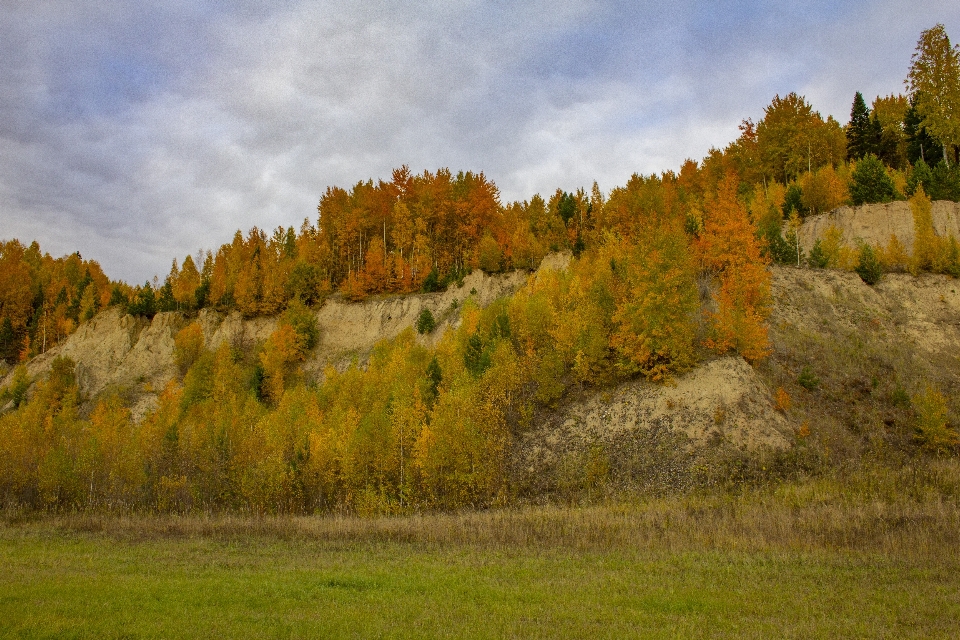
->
xmin=9 ymin=459 xmax=957 ymax=561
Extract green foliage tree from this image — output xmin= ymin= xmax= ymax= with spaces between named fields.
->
xmin=127 ymin=283 xmax=157 ymax=318
xmin=807 ymin=239 xmax=829 ymax=268
xmin=907 ymin=158 xmax=934 ymax=195
xmin=10 ymin=365 xmax=29 ymax=408
xmin=846 ymin=92 xmax=874 ymax=160
xmin=782 ymin=183 xmax=806 ymax=217
xmin=156 ymin=280 xmax=176 ymax=312
xmin=850 ymin=154 xmax=898 ymax=205
xmin=904 ymin=97 xmax=945 ymax=165
xmin=759 ymin=219 xmax=795 ymax=264
xmin=0 ymin=317 xmax=17 ymax=363
xmin=286 ymin=261 xmax=323 ymax=305
xmin=421 ymin=268 xmax=441 ymax=293
xmin=415 ymin=308 xmax=436 ymax=335
xmin=283 ymin=299 xmax=320 ymax=354
xmin=929 ymin=161 xmax=960 ymax=201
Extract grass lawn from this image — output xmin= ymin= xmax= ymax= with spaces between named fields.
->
xmin=2 ymin=509 xmax=959 ymax=639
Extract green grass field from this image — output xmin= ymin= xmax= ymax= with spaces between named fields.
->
xmin=3 ymin=476 xmax=960 ymax=639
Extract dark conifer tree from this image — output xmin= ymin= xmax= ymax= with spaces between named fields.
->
xmin=905 ymin=97 xmax=944 ymax=165
xmin=847 ymin=92 xmax=873 ymax=160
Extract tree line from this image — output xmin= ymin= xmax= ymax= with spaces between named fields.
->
xmin=2 ymin=23 xmax=959 ymax=512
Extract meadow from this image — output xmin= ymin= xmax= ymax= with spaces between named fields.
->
xmin=3 ymin=461 xmax=959 ymax=639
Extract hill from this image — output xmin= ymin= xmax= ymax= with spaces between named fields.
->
xmin=3 ymin=247 xmax=958 ymax=509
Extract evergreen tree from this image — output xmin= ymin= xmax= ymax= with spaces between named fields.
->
xmin=905 ymin=97 xmax=945 ymax=164
xmin=127 ymin=283 xmax=157 ymax=318
xmin=782 ymin=183 xmax=806 ymax=217
xmin=759 ymin=219 xmax=794 ymax=264
xmin=847 ymin=92 xmax=873 ymax=160
xmin=929 ymin=161 xmax=960 ymax=201
xmin=108 ymin=285 xmax=128 ymax=307
xmin=156 ymin=280 xmax=176 ymax=312
xmin=415 ymin=308 xmax=436 ymax=334
xmin=850 ymin=154 xmax=898 ymax=205
xmin=0 ymin=317 xmax=17 ymax=363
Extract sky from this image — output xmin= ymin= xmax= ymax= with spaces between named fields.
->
xmin=2 ymin=1 xmax=959 ymax=284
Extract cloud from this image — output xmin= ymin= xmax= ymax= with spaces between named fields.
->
xmin=1 ymin=1 xmax=959 ymax=282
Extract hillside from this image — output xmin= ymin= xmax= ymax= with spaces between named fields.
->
xmin=4 ymin=248 xmax=958 ymax=506
xmin=1 ymin=262 xmax=534 ymax=421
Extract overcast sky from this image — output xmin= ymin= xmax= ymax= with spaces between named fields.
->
xmin=2 ymin=1 xmax=958 ymax=283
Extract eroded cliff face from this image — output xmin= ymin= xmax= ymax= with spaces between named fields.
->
xmin=4 ymin=249 xmax=957 ymax=462
xmin=797 ymin=200 xmax=960 ymax=254
xmin=0 ymin=260 xmax=547 ymax=420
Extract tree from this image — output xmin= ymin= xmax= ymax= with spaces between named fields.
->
xmin=906 ymin=24 xmax=960 ymax=165
xmin=904 ymin=96 xmax=945 ymax=165
xmin=127 ymin=283 xmax=157 ymax=318
xmin=871 ymin=94 xmax=909 ymax=169
xmin=756 ymin=93 xmax=847 ymax=183
xmin=847 ymin=92 xmax=873 ymax=160
xmin=415 ymin=308 xmax=436 ymax=335
xmin=850 ymin=155 xmax=898 ymax=205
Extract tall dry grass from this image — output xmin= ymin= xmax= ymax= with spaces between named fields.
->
xmin=8 ymin=459 xmax=956 ymax=561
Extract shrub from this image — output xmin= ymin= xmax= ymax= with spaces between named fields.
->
xmin=912 ymin=384 xmax=959 ymax=453
xmin=855 ymin=244 xmax=883 ymax=285
xmin=774 ymin=387 xmax=791 ymax=412
xmin=9 ymin=365 xmax=29 ymax=408
xmin=173 ymin=323 xmax=204 ymax=373
xmin=807 ymin=239 xmax=829 ymax=268
xmin=798 ymin=366 xmax=819 ymax=390
xmin=416 ymin=308 xmax=436 ymax=335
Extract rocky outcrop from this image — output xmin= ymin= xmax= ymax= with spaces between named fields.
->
xmin=797 ymin=200 xmax=960 ymax=254
xmin=517 ymin=356 xmax=792 ymax=463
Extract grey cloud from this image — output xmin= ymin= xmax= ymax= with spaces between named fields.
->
xmin=1 ymin=1 xmax=959 ymax=283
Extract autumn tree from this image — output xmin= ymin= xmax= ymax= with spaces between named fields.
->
xmin=756 ymin=93 xmax=847 ymax=183
xmin=698 ymin=173 xmax=772 ymax=362
xmin=906 ymin=24 xmax=960 ymax=165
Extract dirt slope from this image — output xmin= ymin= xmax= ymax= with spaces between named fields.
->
xmin=797 ymin=200 xmax=960 ymax=254
xmin=4 ymin=250 xmax=957 ymax=467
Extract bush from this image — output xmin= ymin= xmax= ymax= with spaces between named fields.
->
xmin=855 ymin=244 xmax=883 ymax=285
xmin=913 ymin=384 xmax=959 ymax=453
xmin=798 ymin=366 xmax=819 ymax=390
xmin=807 ymin=239 xmax=829 ymax=268
xmin=9 ymin=365 xmax=29 ymax=408
xmin=173 ymin=323 xmax=204 ymax=373
xmin=416 ymin=308 xmax=436 ymax=334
